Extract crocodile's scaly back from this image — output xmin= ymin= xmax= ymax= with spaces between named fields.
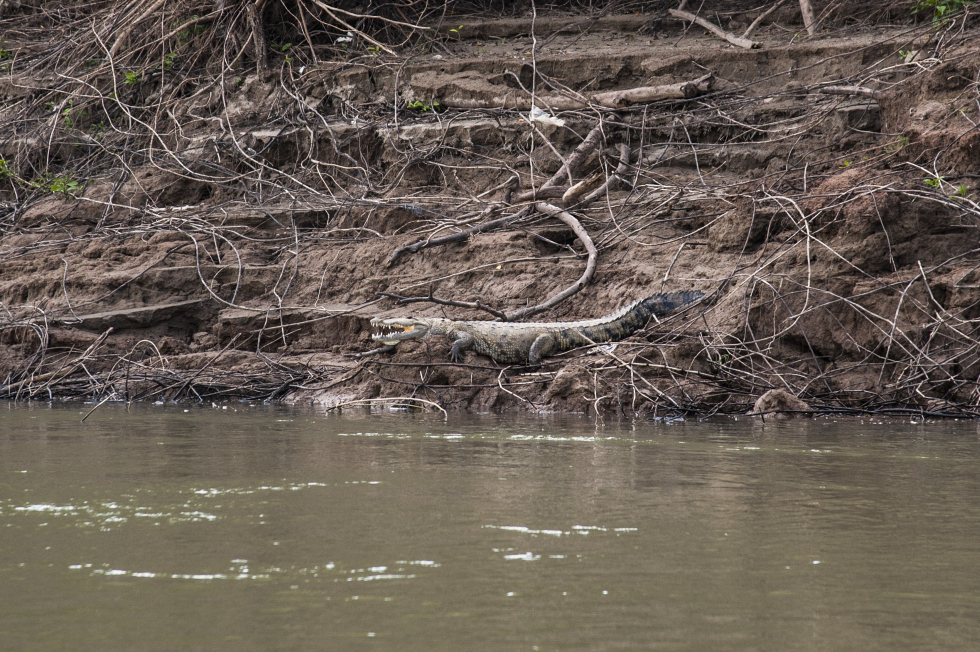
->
xmin=573 ymin=290 xmax=705 ymax=344
xmin=451 ymin=290 xmax=703 ymax=365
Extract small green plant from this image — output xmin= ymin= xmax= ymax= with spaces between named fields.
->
xmin=0 ymin=158 xmax=12 ymax=180
xmin=885 ymin=135 xmax=910 ymax=153
xmin=367 ymin=45 xmax=381 ymax=56
xmin=0 ymin=44 xmax=11 ymax=70
xmin=911 ymin=0 xmax=974 ymax=23
xmin=49 ymin=174 xmax=81 ymax=196
xmin=952 ymin=183 xmax=973 ymax=199
xmin=59 ymin=100 xmax=86 ymax=128
xmin=124 ymin=69 xmax=143 ymax=85
xmin=449 ymin=24 xmax=464 ymax=39
xmin=924 ymin=174 xmax=945 ymax=189
xmin=163 ymin=52 xmax=177 ymax=70
xmin=271 ymin=42 xmax=293 ymax=63
xmin=45 ymin=100 xmax=85 ymax=127
xmin=708 ymin=352 xmax=733 ymax=372
xmin=406 ymin=100 xmax=440 ymax=112
xmin=840 ymin=160 xmax=852 ymax=168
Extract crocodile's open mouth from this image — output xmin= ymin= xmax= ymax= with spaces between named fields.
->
xmin=370 ymin=318 xmax=418 ymax=344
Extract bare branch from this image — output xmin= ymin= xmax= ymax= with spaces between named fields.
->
xmin=668 ymin=8 xmax=761 ymax=49
xmin=504 ymin=203 xmax=598 ymax=321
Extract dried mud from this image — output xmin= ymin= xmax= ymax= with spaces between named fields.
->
xmin=2 ymin=6 xmax=980 ymax=417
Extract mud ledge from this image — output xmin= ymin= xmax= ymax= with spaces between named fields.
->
xmin=2 ymin=3 xmax=980 ymax=418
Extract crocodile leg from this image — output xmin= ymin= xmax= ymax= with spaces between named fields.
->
xmin=528 ymin=333 xmax=559 ymax=366
xmin=449 ymin=331 xmax=476 ymax=362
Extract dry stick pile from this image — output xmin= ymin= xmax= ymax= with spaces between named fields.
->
xmin=1 ymin=1 xmax=980 ymax=416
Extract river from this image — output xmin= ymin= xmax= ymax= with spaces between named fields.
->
xmin=2 ymin=402 xmax=979 ymax=651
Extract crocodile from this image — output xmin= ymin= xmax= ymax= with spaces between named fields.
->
xmin=370 ymin=290 xmax=704 ymax=366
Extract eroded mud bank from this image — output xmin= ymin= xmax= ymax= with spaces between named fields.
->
xmin=2 ymin=4 xmax=979 ymax=416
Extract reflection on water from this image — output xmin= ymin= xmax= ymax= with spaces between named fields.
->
xmin=2 ymin=402 xmax=980 ymax=651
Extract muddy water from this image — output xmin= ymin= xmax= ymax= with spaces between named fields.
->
xmin=2 ymin=404 xmax=980 ymax=652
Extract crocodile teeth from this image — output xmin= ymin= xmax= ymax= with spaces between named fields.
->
xmin=371 ymin=323 xmax=413 ymax=341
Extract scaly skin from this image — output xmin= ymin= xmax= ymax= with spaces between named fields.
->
xmin=370 ymin=290 xmax=704 ymax=365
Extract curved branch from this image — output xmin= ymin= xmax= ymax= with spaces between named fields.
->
xmin=388 ymin=121 xmax=608 ymax=265
xmin=504 ymin=203 xmax=598 ymax=321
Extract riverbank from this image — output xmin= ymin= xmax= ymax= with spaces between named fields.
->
xmin=2 ymin=2 xmax=979 ymax=416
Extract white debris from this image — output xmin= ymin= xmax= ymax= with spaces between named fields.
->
xmin=529 ymin=105 xmax=565 ymax=127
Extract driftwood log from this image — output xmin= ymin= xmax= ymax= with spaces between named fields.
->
xmin=412 ymin=70 xmax=714 ymax=111
xmin=819 ymin=85 xmax=879 ymax=98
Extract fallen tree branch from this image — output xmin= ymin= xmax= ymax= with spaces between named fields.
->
xmin=818 ymin=85 xmax=880 ymax=98
xmin=510 ymin=186 xmax=568 ymax=204
xmin=504 ymin=203 xmax=598 ymax=321
xmin=668 ymin=7 xmax=761 ymax=49
xmin=562 ymin=171 xmax=605 ymax=206
xmin=0 ymin=327 xmax=114 ymax=399
xmin=591 ymin=73 xmax=714 ymax=106
xmin=390 ymin=123 xmax=617 ymax=264
xmin=743 ymin=0 xmax=787 ymax=39
xmin=543 ymin=122 xmax=605 ymax=189
xmin=419 ymin=73 xmax=713 ymax=111
xmin=350 ymin=344 xmax=397 ymax=359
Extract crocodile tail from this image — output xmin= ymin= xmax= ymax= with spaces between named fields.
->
xmin=639 ymin=290 xmax=705 ymax=318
